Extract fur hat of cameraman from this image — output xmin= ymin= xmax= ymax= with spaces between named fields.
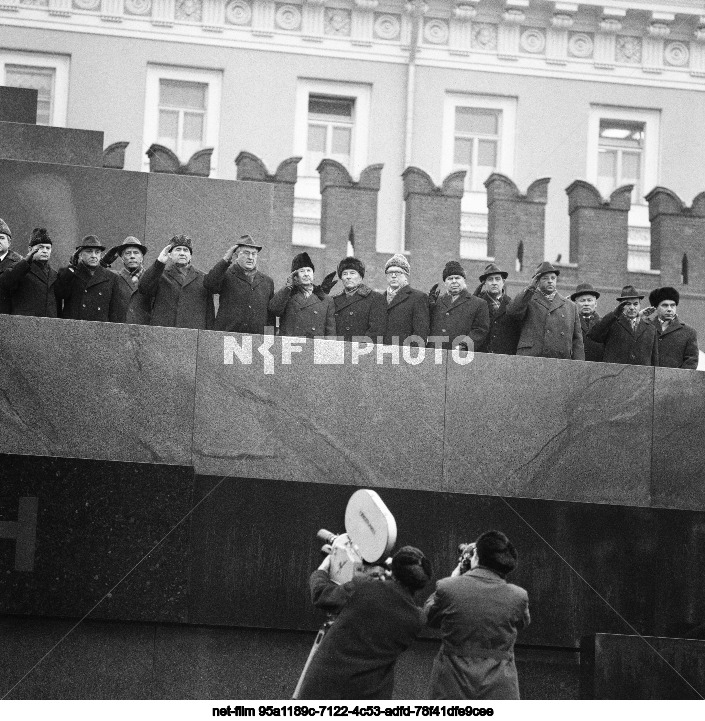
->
xmin=475 ymin=530 xmax=518 ymax=577
xmin=391 ymin=546 xmax=432 ymax=592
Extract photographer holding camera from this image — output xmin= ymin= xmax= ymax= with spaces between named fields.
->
xmin=424 ymin=530 xmax=530 ymax=700
xmin=296 ymin=546 xmax=433 ymax=700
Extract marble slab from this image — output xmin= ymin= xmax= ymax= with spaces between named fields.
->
xmin=0 ymin=616 xmax=156 ymax=699
xmin=0 ymin=122 xmax=104 ymax=167
xmin=0 ymin=160 xmax=148 ymax=268
xmin=443 ymin=354 xmax=654 ymax=505
xmin=0 ymin=89 xmax=37 ymax=124
xmin=0 ymin=453 xmax=192 ymax=624
xmin=651 ymin=367 xmax=705 ymax=510
xmin=0 ymin=316 xmax=196 ymax=465
xmin=145 ymin=175 xmax=279 ymax=278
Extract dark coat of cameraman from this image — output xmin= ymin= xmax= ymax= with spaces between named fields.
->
xmin=297 ymin=547 xmax=431 ymax=700
xmin=424 ymin=531 xmax=530 ymax=700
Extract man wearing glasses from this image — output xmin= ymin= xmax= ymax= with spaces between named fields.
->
xmin=382 ymin=253 xmax=429 ymax=346
xmin=204 ymin=234 xmax=275 ymax=334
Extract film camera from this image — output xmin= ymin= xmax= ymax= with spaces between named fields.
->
xmin=457 ymin=542 xmax=477 ymax=574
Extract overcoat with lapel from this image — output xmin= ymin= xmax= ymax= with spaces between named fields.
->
xmin=425 ymin=567 xmax=530 ymax=700
xmin=654 ymin=316 xmax=698 ymax=369
xmin=506 ymin=288 xmax=584 ymax=360
xmin=383 ymin=285 xmax=430 ymax=346
xmin=333 ymin=284 xmax=387 ymax=342
xmin=0 ymin=257 xmax=57 ymax=317
xmin=138 ymin=259 xmax=214 ymax=330
xmin=269 ymin=285 xmax=336 ymax=338
xmin=429 ymin=289 xmax=489 ymax=350
xmin=580 ymin=312 xmax=604 ymax=362
xmin=0 ymin=250 xmax=22 ymax=314
xmin=475 ymin=292 xmax=520 ymax=355
xmin=204 ymin=259 xmax=275 ymax=333
xmin=587 ymin=310 xmax=658 ymax=366
xmin=112 ymin=267 xmax=151 ymax=324
xmin=55 ymin=264 xmax=120 ymax=322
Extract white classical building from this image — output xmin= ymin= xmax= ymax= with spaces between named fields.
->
xmin=2 ymin=0 xmax=705 ymax=266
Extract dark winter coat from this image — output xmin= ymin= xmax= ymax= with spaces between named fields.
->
xmin=383 ymin=285 xmax=430 ymax=346
xmin=429 ymin=290 xmax=489 ymax=351
xmin=507 ymin=288 xmax=584 ymax=360
xmin=0 ymin=257 xmax=57 ymax=318
xmin=580 ymin=312 xmax=604 ymax=362
xmin=655 ymin=317 xmax=699 ymax=370
xmin=269 ymin=286 xmax=336 ymax=338
xmin=55 ymin=264 xmax=120 ymax=322
xmin=112 ymin=267 xmax=151 ymax=324
xmin=587 ymin=311 xmax=658 ymax=366
xmin=475 ymin=292 xmax=520 ymax=355
xmin=0 ymin=250 xmax=22 ymax=314
xmin=425 ymin=567 xmax=530 ymax=700
xmin=138 ymin=259 xmax=214 ymax=330
xmin=333 ymin=284 xmax=387 ymax=342
xmin=204 ymin=260 xmax=275 ymax=334
xmin=297 ymin=570 xmax=424 ymax=700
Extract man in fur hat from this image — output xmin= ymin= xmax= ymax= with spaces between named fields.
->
xmin=101 ymin=236 xmax=151 ymax=324
xmin=648 ymin=286 xmax=698 ymax=369
xmin=506 ymin=261 xmax=584 ymax=360
xmin=0 ymin=227 xmax=58 ymax=317
xmin=269 ymin=252 xmax=335 ymax=338
xmin=55 ymin=235 xmax=121 ymax=322
xmin=587 ymin=285 xmax=658 ymax=366
xmin=0 ymin=218 xmax=23 ymax=314
xmin=382 ymin=253 xmax=429 ymax=346
xmin=333 ymin=256 xmax=386 ymax=342
xmin=428 ymin=260 xmax=489 ymax=351
xmin=473 ymin=263 xmax=520 ymax=355
xmin=138 ymin=234 xmax=214 ymax=330
xmin=570 ymin=282 xmax=604 ymax=362
xmin=204 ymin=234 xmax=275 ymax=334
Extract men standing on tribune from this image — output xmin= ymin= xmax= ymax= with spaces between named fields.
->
xmin=474 ymin=262 xmax=519 ymax=356
xmin=382 ymin=254 xmax=429 ymax=346
xmin=570 ymin=282 xmax=603 ymax=362
xmin=648 ymin=286 xmax=698 ymax=370
xmin=333 ymin=256 xmax=386 ymax=343
xmin=101 ymin=236 xmax=150 ymax=324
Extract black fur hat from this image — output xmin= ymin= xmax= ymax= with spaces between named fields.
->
xmin=443 ymin=261 xmax=466 ymax=281
xmin=30 ymin=228 xmax=52 ymax=247
xmin=337 ymin=256 xmax=365 ymax=279
xmin=649 ymin=286 xmax=679 ymax=308
xmin=291 ymin=252 xmax=314 ymax=273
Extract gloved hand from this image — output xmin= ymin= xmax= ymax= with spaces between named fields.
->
xmin=68 ymin=249 xmax=81 ymax=271
xmin=320 ymin=271 xmax=338 ymax=295
xmin=614 ymin=300 xmax=629 ymax=317
xmin=428 ymin=283 xmax=440 ymax=302
xmin=100 ymin=245 xmax=121 ymax=268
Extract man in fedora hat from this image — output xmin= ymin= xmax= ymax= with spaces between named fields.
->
xmin=101 ymin=236 xmax=151 ymax=324
xmin=506 ymin=261 xmax=584 ymax=360
xmin=570 ymin=282 xmax=603 ymax=363
xmin=647 ymin=287 xmax=698 ymax=369
xmin=204 ymin=234 xmax=274 ymax=334
xmin=428 ymin=261 xmax=489 ymax=351
xmin=473 ymin=263 xmax=520 ymax=355
xmin=587 ymin=285 xmax=658 ymax=366
xmin=333 ymin=256 xmax=387 ymax=343
xmin=55 ymin=235 xmax=121 ymax=322
xmin=381 ymin=253 xmax=428 ymax=346
xmin=0 ymin=218 xmax=22 ymax=314
xmin=0 ymin=227 xmax=58 ymax=318
xmin=269 ymin=252 xmax=335 ymax=338
xmin=138 ymin=234 xmax=214 ymax=330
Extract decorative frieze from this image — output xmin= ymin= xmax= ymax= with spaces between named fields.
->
xmin=175 ymin=0 xmax=201 ymax=22
xmin=152 ymin=0 xmax=174 ymax=26
xmin=325 ymin=7 xmax=351 ymax=36
xmin=302 ymin=0 xmax=324 ymax=41
xmin=124 ymin=0 xmax=150 ymax=15
xmin=424 ymin=18 xmax=449 ymax=45
xmin=49 ymin=0 xmax=72 ymax=16
xmin=101 ymin=0 xmax=123 ymax=22
xmin=373 ymin=13 xmax=400 ymax=41
xmin=251 ymin=0 xmax=274 ymax=35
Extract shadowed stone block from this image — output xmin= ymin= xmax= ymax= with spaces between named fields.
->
xmin=581 ymin=633 xmax=705 ymax=699
xmin=0 ymin=87 xmax=38 ymax=124
xmin=0 ymin=159 xmax=148 ymax=268
xmin=0 ymin=122 xmax=104 ymax=167
xmin=0 ymin=616 xmax=156 ymax=699
xmin=192 ymin=332 xmax=446 ymax=490
xmin=443 ymin=353 xmax=654 ymax=505
xmin=0 ymin=454 xmax=192 ymax=624
xmin=0 ymin=316 xmax=196 ymax=465
xmin=652 ymin=367 xmax=705 ymax=510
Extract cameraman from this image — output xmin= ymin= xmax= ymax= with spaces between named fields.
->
xmin=424 ymin=531 xmax=530 ymax=700
xmin=297 ymin=546 xmax=433 ymax=700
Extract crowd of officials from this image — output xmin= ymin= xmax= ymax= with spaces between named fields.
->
xmin=0 ymin=220 xmax=699 ymax=368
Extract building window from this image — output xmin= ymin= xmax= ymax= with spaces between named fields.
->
xmin=452 ymin=108 xmax=501 ymax=192
xmin=597 ymin=119 xmax=644 ymax=200
xmin=143 ymin=65 xmax=222 ymax=175
xmin=0 ymin=52 xmax=70 ymax=126
xmin=293 ymin=79 xmax=371 ymax=246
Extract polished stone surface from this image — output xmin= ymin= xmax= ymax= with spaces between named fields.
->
xmin=192 ymin=332 xmax=447 ymax=490
xmin=145 ymin=175 xmax=279 ymax=277
xmin=0 ymin=160 xmax=148 ymax=268
xmin=0 ymin=316 xmax=196 ymax=465
xmin=0 ymin=89 xmax=37 ymax=124
xmin=0 ymin=616 xmax=156 ymax=699
xmin=0 ymin=454 xmax=192 ymax=623
xmin=652 ymin=367 xmax=705 ymax=510
xmin=443 ymin=354 xmax=654 ymax=505
xmin=0 ymin=123 xmax=103 ymax=167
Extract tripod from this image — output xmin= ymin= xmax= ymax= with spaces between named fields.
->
xmin=292 ymin=615 xmax=335 ymax=699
